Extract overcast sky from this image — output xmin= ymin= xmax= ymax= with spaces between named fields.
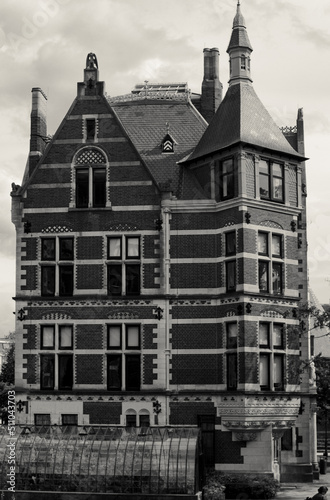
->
xmin=0 ymin=0 xmax=329 ymax=336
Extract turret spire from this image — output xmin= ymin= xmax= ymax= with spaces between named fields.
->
xmin=227 ymin=2 xmax=253 ymax=85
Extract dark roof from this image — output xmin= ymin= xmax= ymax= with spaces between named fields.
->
xmin=185 ymin=82 xmax=305 ymax=163
xmin=112 ymin=98 xmax=208 ymax=198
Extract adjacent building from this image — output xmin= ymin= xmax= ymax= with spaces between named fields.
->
xmin=12 ymin=3 xmax=316 ymax=482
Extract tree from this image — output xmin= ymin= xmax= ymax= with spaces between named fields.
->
xmin=0 ymin=332 xmax=15 ymax=424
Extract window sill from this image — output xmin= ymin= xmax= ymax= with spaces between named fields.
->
xmin=68 ymin=206 xmax=112 ymax=212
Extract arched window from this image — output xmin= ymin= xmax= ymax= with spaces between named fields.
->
xmin=71 ymin=147 xmax=109 ymax=208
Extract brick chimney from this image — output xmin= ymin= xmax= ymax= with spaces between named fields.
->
xmin=29 ymin=87 xmax=47 ymax=176
xmin=200 ymin=48 xmax=223 ymax=123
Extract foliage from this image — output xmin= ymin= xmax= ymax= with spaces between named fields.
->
xmin=204 ymin=471 xmax=279 ymax=500
xmin=0 ymin=332 xmax=15 ymax=385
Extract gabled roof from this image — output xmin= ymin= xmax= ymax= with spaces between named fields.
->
xmin=112 ymin=98 xmax=208 ymax=198
xmin=184 ymin=82 xmax=305 ymax=163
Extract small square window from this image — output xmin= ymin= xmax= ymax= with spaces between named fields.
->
xmin=41 ymin=326 xmax=55 ymax=349
xmin=62 ymin=414 xmax=78 ymax=426
xmin=108 ymin=325 xmax=122 ymax=349
xmin=126 ymin=237 xmax=140 ymax=259
xmin=41 ymin=238 xmax=55 ymax=260
xmin=126 ymin=325 xmax=140 ymax=349
xmin=272 ymin=234 xmax=282 ymax=258
xmin=225 ymin=232 xmax=236 ymax=256
xmin=108 ymin=238 xmax=122 ymax=259
xmin=35 ymin=414 xmax=51 ymax=426
xmin=258 ymin=232 xmax=268 ymax=255
xmin=259 ymin=323 xmax=269 ymax=347
xmin=59 ymin=325 xmax=73 ymax=349
xmin=60 ymin=238 xmax=74 ymax=260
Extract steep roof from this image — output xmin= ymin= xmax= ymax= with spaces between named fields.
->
xmin=185 ymin=82 xmax=305 ymax=163
xmin=111 ymin=97 xmax=208 ymax=198
xmin=227 ymin=3 xmax=252 ymax=52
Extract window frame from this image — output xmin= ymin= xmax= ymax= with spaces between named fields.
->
xmin=41 ymin=325 xmax=55 ymax=350
xmin=219 ymin=158 xmax=235 ymax=201
xmin=40 ymin=354 xmax=55 ymax=390
xmin=59 ymin=325 xmax=73 ymax=350
xmin=58 ymin=354 xmax=73 ymax=390
xmin=225 ymin=231 xmax=236 ymax=257
xmin=107 ymin=236 xmax=141 ymax=296
xmin=41 ymin=238 xmax=56 ymax=261
xmin=126 ymin=325 xmax=141 ymax=350
xmin=34 ymin=414 xmax=51 ymax=427
xmin=259 ymin=159 xmax=284 ymax=203
xmin=75 ymin=165 xmax=107 ymax=209
xmin=226 ymin=260 xmax=236 ymax=292
xmin=226 ymin=322 xmax=238 ymax=349
xmin=107 ymin=325 xmax=122 ymax=350
xmin=258 ymin=260 xmax=269 ymax=293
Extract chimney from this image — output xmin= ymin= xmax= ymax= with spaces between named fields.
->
xmin=200 ymin=48 xmax=223 ymax=123
xmin=29 ymin=87 xmax=47 ymax=176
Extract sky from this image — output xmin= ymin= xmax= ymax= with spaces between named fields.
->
xmin=0 ymin=0 xmax=330 ymax=337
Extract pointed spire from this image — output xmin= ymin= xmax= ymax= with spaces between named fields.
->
xmin=227 ymin=2 xmax=253 ymax=85
xmin=233 ymin=1 xmax=246 ymax=28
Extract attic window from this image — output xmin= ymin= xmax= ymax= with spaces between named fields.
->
xmin=162 ymin=133 xmax=174 ymax=154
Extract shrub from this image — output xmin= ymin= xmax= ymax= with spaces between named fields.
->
xmin=204 ymin=471 xmax=280 ymax=499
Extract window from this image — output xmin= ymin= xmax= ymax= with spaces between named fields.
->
xmin=241 ymin=54 xmax=246 ymax=70
xmin=219 ymin=158 xmax=235 ymax=200
xmin=139 ymin=414 xmax=150 ymax=429
xmin=58 ymin=355 xmax=73 ymax=390
xmin=107 ymin=324 xmax=141 ymax=391
xmin=86 ymin=118 xmax=96 ymax=141
xmin=59 ymin=325 xmax=73 ymax=350
xmin=225 ymin=231 xmax=236 ymax=256
xmin=259 ymin=323 xmax=270 ymax=347
xmin=107 ymin=236 xmax=141 ymax=296
xmin=41 ymin=237 xmax=74 ymax=297
xmin=226 ymin=322 xmax=237 ymax=348
xmin=259 ymin=322 xmax=285 ymax=391
xmin=62 ymin=414 xmax=78 ymax=426
xmin=74 ymin=147 xmax=107 ymax=208
xmin=258 ymin=232 xmax=283 ymax=295
xmin=126 ymin=414 xmax=137 ymax=427
xmin=40 ymin=355 xmax=55 ymax=390
xmin=40 ymin=325 xmax=74 ymax=390
xmin=259 ymin=159 xmax=284 ymax=202
xmin=226 ymin=261 xmax=236 ymax=292
xmin=227 ymin=353 xmax=237 ymax=390
xmin=62 ymin=414 xmax=78 ymax=434
xmin=35 ymin=414 xmax=51 ymax=426
xmin=41 ymin=326 xmax=55 ymax=349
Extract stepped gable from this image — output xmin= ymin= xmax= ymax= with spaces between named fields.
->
xmin=112 ymin=95 xmax=208 ymax=198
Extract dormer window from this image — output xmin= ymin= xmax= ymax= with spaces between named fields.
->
xmin=162 ymin=133 xmax=174 ymax=153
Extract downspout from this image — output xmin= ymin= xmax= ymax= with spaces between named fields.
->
xmin=162 ymin=205 xmax=171 ymax=425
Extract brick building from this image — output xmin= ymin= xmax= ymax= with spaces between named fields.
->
xmin=12 ymin=3 xmax=316 ymax=482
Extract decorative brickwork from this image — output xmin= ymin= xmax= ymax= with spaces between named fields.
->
xmin=171 ymin=354 xmax=223 ymax=385
xmin=21 ymin=238 xmax=37 ymax=261
xmin=75 ymin=354 xmax=103 ymax=384
xmin=239 ymin=352 xmax=258 ymax=384
xmin=238 ymin=321 xmax=258 ymax=348
xmin=76 ymin=324 xmax=103 ymax=349
xmin=169 ymin=402 xmax=215 ymax=425
xmin=23 ymin=325 xmax=37 ymax=350
xmin=171 ymin=263 xmax=218 ymax=288
xmin=77 ymin=237 xmax=103 ymax=259
xmin=143 ymin=263 xmax=160 ymax=288
xmin=215 ymin=430 xmax=245 ymax=464
xmin=171 ymin=324 xmax=220 ymax=349
xmin=22 ymin=354 xmax=37 ymax=384
xmin=143 ymin=354 xmax=157 ymax=384
xmin=83 ymin=402 xmax=122 ymax=424
xmin=143 ymin=324 xmax=158 ymax=349
xmin=170 ymin=235 xmax=216 ymax=258
xmin=21 ymin=265 xmax=37 ymax=291
xmin=76 ymin=264 xmax=104 ymax=289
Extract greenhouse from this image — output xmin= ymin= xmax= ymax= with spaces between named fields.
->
xmin=0 ymin=426 xmax=202 ymax=495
